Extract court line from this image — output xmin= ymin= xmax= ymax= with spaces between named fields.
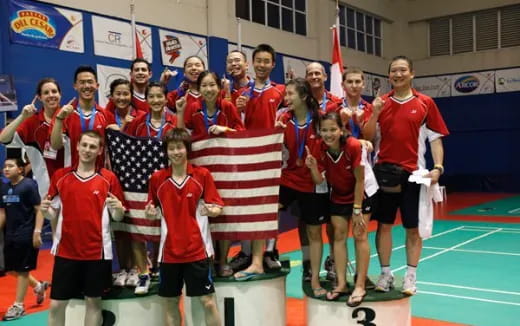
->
xmin=458 ymin=229 xmax=520 ymax=235
xmin=418 ymin=281 xmax=520 ymax=296
xmin=418 ymin=290 xmax=520 ymax=306
xmin=508 ymin=207 xmax=520 ymax=214
xmin=423 ymin=246 xmax=520 ymax=256
xmin=461 ymin=225 xmax=520 ymax=231
xmin=392 ymin=228 xmax=502 ymax=273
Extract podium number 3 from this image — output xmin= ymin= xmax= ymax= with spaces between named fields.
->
xmin=352 ymin=307 xmax=376 ymax=326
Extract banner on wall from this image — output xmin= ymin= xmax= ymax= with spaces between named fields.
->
xmin=495 ymin=68 xmax=520 ymax=93
xmin=413 ymin=75 xmax=451 ymax=98
xmin=8 ymin=0 xmax=84 ymax=53
xmin=96 ymin=64 xmax=130 ymax=108
xmin=361 ymin=73 xmax=374 ymax=97
xmin=0 ymin=75 xmax=18 ymax=112
xmin=370 ymin=75 xmax=391 ymax=96
xmin=159 ymin=29 xmax=207 ymax=68
xmin=282 ymin=56 xmax=312 ymax=82
xmin=92 ymin=16 xmax=152 ymax=62
xmin=451 ymin=71 xmax=495 ymax=96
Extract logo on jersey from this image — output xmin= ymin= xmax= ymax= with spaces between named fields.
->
xmin=454 ymin=75 xmax=479 ymax=93
xmin=93 ymin=190 xmax=100 ymax=195
xmin=187 ymin=193 xmax=193 ymax=198
xmin=269 ymin=99 xmax=276 ymax=103
xmin=410 ymin=109 xmax=417 ymax=114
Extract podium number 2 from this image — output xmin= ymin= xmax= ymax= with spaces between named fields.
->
xmin=352 ymin=307 xmax=376 ymax=326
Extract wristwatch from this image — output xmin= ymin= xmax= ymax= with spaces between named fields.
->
xmin=433 ymin=164 xmax=444 ymax=175
xmin=353 ymin=208 xmax=362 ymax=216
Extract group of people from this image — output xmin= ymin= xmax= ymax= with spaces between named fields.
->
xmin=0 ymin=41 xmax=448 ymax=326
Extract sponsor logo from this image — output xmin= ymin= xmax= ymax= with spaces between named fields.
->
xmin=454 ymin=75 xmax=479 ymax=93
xmin=269 ymin=99 xmax=276 ymax=103
xmin=108 ymin=31 xmax=122 ymax=44
xmin=205 ymin=285 xmax=212 ymax=290
xmin=93 ymin=190 xmax=100 ymax=195
xmin=187 ymin=193 xmax=193 ymax=198
xmin=11 ymin=10 xmax=57 ymax=40
xmin=411 ymin=109 xmax=417 ymax=114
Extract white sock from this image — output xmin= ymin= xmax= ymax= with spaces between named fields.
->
xmin=265 ymin=238 xmax=276 ymax=252
xmin=381 ymin=266 xmax=391 ymax=275
xmin=407 ymin=265 xmax=417 ymax=277
xmin=34 ymin=282 xmax=42 ymax=292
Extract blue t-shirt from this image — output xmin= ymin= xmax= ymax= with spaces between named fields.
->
xmin=1 ymin=177 xmax=41 ymax=242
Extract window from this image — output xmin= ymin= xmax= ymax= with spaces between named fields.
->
xmin=429 ymin=4 xmax=520 ymax=56
xmin=338 ymin=4 xmax=382 ymax=57
xmin=236 ymin=0 xmax=307 ymax=36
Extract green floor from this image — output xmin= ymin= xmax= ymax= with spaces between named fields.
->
xmin=4 ymin=221 xmax=520 ymax=326
xmin=450 ymin=195 xmax=520 ymax=217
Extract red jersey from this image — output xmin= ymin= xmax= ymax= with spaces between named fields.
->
xmin=10 ymin=110 xmax=65 ymax=183
xmin=184 ymin=98 xmax=245 ymax=141
xmin=52 ymin=104 xmax=108 ymax=168
xmin=105 ymin=92 xmax=150 ymax=114
xmin=319 ymin=90 xmax=342 ymax=113
xmin=166 ymin=89 xmax=203 ymax=112
xmin=126 ymin=111 xmax=178 ymax=138
xmin=318 ymin=137 xmax=362 ymax=204
xmin=244 ymin=82 xmax=285 ymax=130
xmin=104 ymin=107 xmax=146 ymax=134
xmin=48 ymin=167 xmax=126 ymax=260
xmin=148 ymin=164 xmax=224 ymax=263
xmin=363 ymin=89 xmax=449 ymax=172
xmin=279 ymin=111 xmax=322 ymax=193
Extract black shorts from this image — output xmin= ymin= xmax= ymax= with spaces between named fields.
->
xmin=329 ymin=195 xmax=376 ymax=217
xmin=373 ymin=181 xmax=421 ymax=228
xmin=4 ymin=239 xmax=38 ymax=272
xmin=50 ymin=256 xmax=112 ymax=300
xmin=279 ymin=186 xmax=329 ymax=225
xmin=159 ymin=258 xmax=215 ymax=297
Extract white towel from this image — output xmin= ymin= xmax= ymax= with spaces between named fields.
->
xmin=362 ymin=147 xmax=379 ymax=197
xmin=408 ymin=169 xmax=443 ymax=239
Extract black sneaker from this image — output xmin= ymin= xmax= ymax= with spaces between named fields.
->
xmin=229 ymin=251 xmax=252 ymax=272
xmin=263 ymin=251 xmax=282 ymax=270
xmin=324 ymin=256 xmax=337 ymax=282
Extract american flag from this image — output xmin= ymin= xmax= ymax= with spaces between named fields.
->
xmin=106 ymin=129 xmax=166 ymax=242
xmin=106 ymin=128 xmax=283 ymax=241
xmin=190 ymin=129 xmax=283 ymax=240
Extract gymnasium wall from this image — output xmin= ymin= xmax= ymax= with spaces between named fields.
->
xmin=1 ymin=0 xmax=519 ymax=192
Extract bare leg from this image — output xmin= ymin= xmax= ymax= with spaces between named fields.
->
xmin=218 ymin=240 xmax=231 ymax=267
xmin=13 ymin=272 xmax=29 ymax=303
xmin=198 ymin=294 xmax=222 ymax=326
xmin=48 ymin=299 xmax=68 ymax=326
xmin=163 ymin=297 xmax=182 ymax=326
xmin=331 ymin=215 xmax=349 ymax=293
xmin=234 ymin=239 xmax=264 ymax=277
xmin=405 ymin=228 xmax=422 ymax=266
xmin=326 ymin=222 xmax=335 ymax=256
xmin=307 ymin=224 xmax=323 ymax=292
xmin=352 ymin=214 xmax=371 ymax=296
xmin=132 ymin=240 xmax=148 ymax=274
xmin=84 ymin=296 xmax=102 ymax=326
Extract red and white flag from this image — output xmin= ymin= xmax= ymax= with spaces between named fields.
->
xmin=330 ymin=11 xmax=344 ymax=98
xmin=190 ymin=129 xmax=284 ymax=240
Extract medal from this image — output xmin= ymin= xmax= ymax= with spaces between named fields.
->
xmin=293 ymin=111 xmax=312 ymax=168
xmin=296 ymin=158 xmax=303 ymax=167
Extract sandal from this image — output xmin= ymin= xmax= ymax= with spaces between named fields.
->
xmin=218 ymin=264 xmax=234 ymax=277
xmin=346 ymin=291 xmax=367 ymax=307
xmin=312 ymin=287 xmax=327 ymax=299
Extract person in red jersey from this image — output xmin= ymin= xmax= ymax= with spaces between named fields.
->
xmin=161 ymin=56 xmax=205 ymax=112
xmin=145 ymin=128 xmax=223 ymax=326
xmin=40 ymin=130 xmax=125 ymax=326
xmin=305 ymin=62 xmax=342 ymax=114
xmin=0 ymin=78 xmax=65 ymax=197
xmin=303 ymin=61 xmax=340 ymax=283
xmin=126 ymin=82 xmax=178 ymax=139
xmin=105 ymin=79 xmax=146 ymax=134
xmin=222 ymin=50 xmax=252 ymax=107
xmin=50 ymin=66 xmax=109 ymax=168
xmin=237 ymin=44 xmax=285 ymax=130
xmin=306 ymin=112 xmax=372 ymax=306
xmin=105 ymin=58 xmax=153 ymax=114
xmin=363 ymin=56 xmax=449 ymax=296
xmin=177 ymin=71 xmax=244 ymax=142
xmin=123 ymin=81 xmax=177 ymax=294
xmin=338 ymin=67 xmax=374 ymax=139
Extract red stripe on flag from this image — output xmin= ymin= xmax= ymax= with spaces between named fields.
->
xmin=190 ymin=143 xmax=282 ymax=158
xmin=199 ymin=161 xmax=281 ymax=173
xmin=221 ymin=195 xmax=279 ymax=206
xmin=125 ymin=199 xmax=146 ymax=210
xmin=122 ymin=217 xmax=161 ymax=227
xmin=211 ymin=230 xmax=278 ymax=240
xmin=214 ymin=178 xmax=281 ymax=189
xmin=213 ymin=213 xmax=278 ymax=223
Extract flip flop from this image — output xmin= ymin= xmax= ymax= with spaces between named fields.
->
xmin=346 ymin=292 xmax=367 ymax=307
xmin=234 ymin=271 xmax=262 ymax=281
xmin=311 ymin=287 xmax=327 ymax=299
xmin=326 ymin=290 xmax=350 ymax=301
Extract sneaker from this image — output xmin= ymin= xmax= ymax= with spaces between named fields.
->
xmin=34 ymin=281 xmax=49 ymax=305
xmin=134 ymin=274 xmax=151 ymax=295
xmin=324 ymin=256 xmax=337 ymax=282
xmin=113 ymin=270 xmax=128 ymax=287
xmin=375 ymin=272 xmax=394 ymax=292
xmin=150 ymin=267 xmax=160 ymax=281
xmin=126 ymin=269 xmax=139 ymax=287
xmin=3 ymin=304 xmax=25 ymax=321
xmin=401 ymin=273 xmax=417 ymax=296
xmin=302 ymin=260 xmax=311 ymax=282
xmin=263 ymin=250 xmax=282 ymax=270
xmin=229 ymin=251 xmax=252 ymax=272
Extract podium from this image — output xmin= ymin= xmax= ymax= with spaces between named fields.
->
xmin=185 ymin=268 xmax=290 ymax=326
xmin=305 ymin=276 xmax=411 ymax=326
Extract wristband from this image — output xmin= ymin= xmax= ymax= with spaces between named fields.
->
xmin=433 ymin=164 xmax=444 ymax=175
xmin=353 ymin=204 xmax=362 ymax=209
